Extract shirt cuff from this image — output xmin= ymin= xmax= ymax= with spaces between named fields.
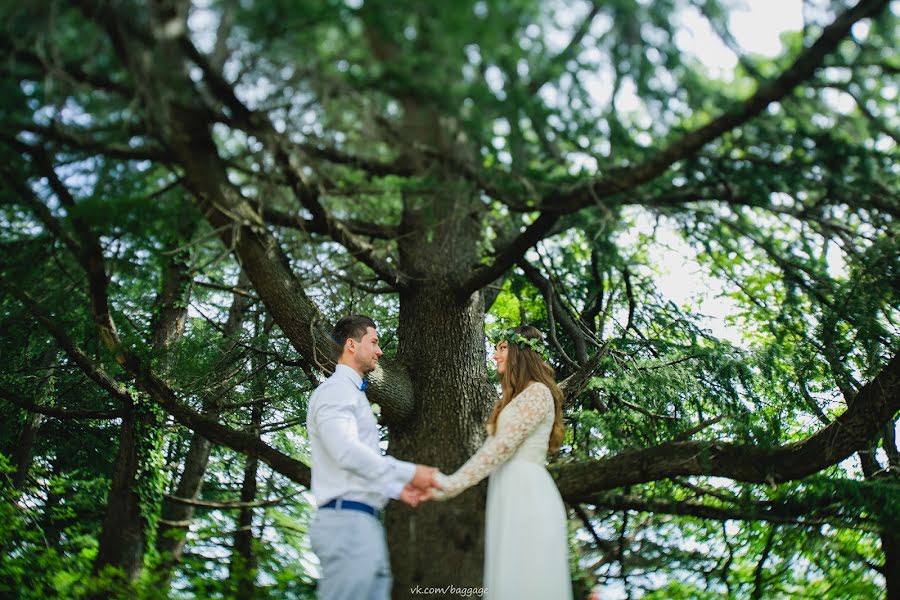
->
xmin=384 ymin=479 xmax=406 ymax=500
xmin=382 ymin=459 xmax=417 ymax=499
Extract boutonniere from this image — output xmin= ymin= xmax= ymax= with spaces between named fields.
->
xmin=370 ymin=403 xmax=382 ymax=418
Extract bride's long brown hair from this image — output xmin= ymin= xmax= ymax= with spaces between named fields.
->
xmin=486 ymin=325 xmax=565 ymax=453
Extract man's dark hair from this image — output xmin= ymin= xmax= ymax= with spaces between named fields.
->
xmin=331 ymin=315 xmax=376 ymax=359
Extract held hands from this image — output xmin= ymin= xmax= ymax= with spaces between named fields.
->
xmin=430 ymin=473 xmax=451 ymax=500
xmin=399 ymin=465 xmax=445 ymax=508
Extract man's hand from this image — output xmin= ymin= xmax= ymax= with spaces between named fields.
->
xmin=399 ymin=484 xmax=425 ymax=507
xmin=411 ymin=464 xmax=442 ymax=491
xmin=399 ymin=466 xmax=443 ymax=507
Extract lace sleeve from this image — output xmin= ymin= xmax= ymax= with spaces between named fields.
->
xmin=433 ymin=383 xmax=552 ymax=500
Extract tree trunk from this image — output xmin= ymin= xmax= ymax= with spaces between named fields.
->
xmin=386 ymin=195 xmax=497 ymax=597
xmin=156 ymin=434 xmax=213 ymax=581
xmin=882 ymin=422 xmax=899 ymax=600
xmin=860 ymin=448 xmax=900 ymax=600
xmin=857 ymin=417 xmax=896 ymax=600
xmin=228 ymin=311 xmax=265 ymax=599
xmin=750 ymin=526 xmax=776 ymax=600
xmin=387 ymin=286 xmax=494 ymax=596
xmin=229 ymin=403 xmax=262 ymax=599
xmin=93 ymin=404 xmax=147 ymax=580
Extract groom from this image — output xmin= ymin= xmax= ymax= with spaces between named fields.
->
xmin=307 ymin=315 xmax=440 ymax=600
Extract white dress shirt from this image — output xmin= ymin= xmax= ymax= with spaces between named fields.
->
xmin=307 ymin=364 xmax=416 ymax=509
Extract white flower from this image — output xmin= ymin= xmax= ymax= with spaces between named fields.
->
xmin=370 ymin=403 xmax=382 ymax=417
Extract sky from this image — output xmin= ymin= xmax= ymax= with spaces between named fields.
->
xmin=680 ymin=0 xmax=804 ymax=68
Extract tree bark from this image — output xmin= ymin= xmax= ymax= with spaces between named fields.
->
xmin=882 ymin=421 xmax=899 ymax=600
xmin=229 ymin=403 xmax=262 ymax=600
xmin=386 ymin=285 xmax=495 ymax=596
xmin=750 ymin=526 xmax=776 ymax=600
xmin=859 ymin=440 xmax=897 ymax=600
xmin=40 ymin=456 xmax=65 ymax=548
xmin=384 ymin=193 xmax=498 ymax=597
xmin=93 ymin=404 xmax=147 ymax=580
xmin=155 ymin=433 xmax=212 ymax=579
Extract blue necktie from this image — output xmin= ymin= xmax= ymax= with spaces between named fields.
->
xmin=360 ymin=379 xmax=368 ymax=392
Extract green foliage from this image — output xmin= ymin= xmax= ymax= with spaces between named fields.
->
xmin=133 ymin=398 xmax=167 ymax=552
xmin=2 ymin=0 xmax=898 ymax=597
xmin=642 ymin=581 xmax=722 ymax=599
xmin=0 ymin=453 xmax=97 ymax=599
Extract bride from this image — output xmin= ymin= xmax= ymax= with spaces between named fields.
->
xmin=433 ymin=325 xmax=572 ymax=599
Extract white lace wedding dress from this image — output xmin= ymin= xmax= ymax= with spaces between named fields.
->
xmin=436 ymin=382 xmax=572 ymax=600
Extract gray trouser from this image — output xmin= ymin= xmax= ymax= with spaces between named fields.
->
xmin=309 ymin=507 xmax=392 ymax=600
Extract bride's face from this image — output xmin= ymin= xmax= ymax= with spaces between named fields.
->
xmin=492 ymin=341 xmax=509 ymax=375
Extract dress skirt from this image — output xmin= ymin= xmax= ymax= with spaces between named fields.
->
xmin=483 ymin=459 xmax=573 ymax=600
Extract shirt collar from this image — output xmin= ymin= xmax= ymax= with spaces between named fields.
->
xmin=334 ymin=364 xmax=364 ymax=390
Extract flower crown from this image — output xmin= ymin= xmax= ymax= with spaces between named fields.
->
xmin=493 ymin=327 xmax=549 ymax=360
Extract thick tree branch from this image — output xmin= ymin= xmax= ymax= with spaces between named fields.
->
xmin=580 ymin=248 xmax=604 ymax=332
xmin=751 ymin=527 xmax=777 ymax=599
xmin=457 ymin=213 xmax=559 ymax=298
xmin=587 ymin=492 xmax=877 ymax=531
xmin=7 ymin=131 xmax=318 ymax=486
xmin=8 ymin=287 xmax=133 ymax=405
xmin=0 ymin=163 xmax=82 ymax=258
xmin=298 ymin=142 xmax=414 ymax=178
xmin=126 ymin=357 xmax=312 ymax=485
xmin=0 ymin=33 xmax=134 ymax=97
xmin=18 ymin=142 xmax=119 ymax=351
xmin=810 ymin=81 xmax=900 ymax=145
xmin=572 ymin=504 xmax=618 ymax=556
xmin=558 ymin=342 xmax=611 ymax=406
xmin=273 ymin=146 xmax=404 ymax=286
xmin=553 ymin=350 xmax=900 ymax=498
xmin=622 ymin=266 xmax=638 ymax=336
xmin=671 ymin=416 xmax=724 ymax=442
xmin=165 ymin=122 xmax=414 ymax=420
xmin=163 ymin=494 xmax=285 ymax=509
